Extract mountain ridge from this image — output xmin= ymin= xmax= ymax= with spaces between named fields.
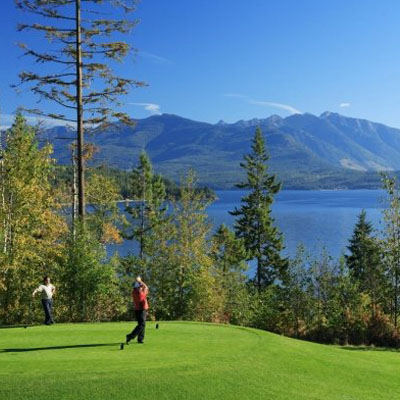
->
xmin=41 ymin=111 xmax=400 ymax=188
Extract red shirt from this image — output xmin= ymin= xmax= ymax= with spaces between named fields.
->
xmin=131 ymin=288 xmax=149 ymax=311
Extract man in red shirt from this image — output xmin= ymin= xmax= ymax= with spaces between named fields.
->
xmin=126 ymin=276 xmax=149 ymax=344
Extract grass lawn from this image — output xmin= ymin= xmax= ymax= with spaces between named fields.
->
xmin=1 ymin=321 xmax=400 ymax=399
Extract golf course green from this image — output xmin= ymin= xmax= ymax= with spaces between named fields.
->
xmin=0 ymin=321 xmax=399 ymax=399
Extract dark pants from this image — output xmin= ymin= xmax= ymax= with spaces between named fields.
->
xmin=41 ymin=299 xmax=54 ymax=325
xmin=128 ymin=310 xmax=147 ymax=343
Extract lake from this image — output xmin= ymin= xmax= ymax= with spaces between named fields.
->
xmin=109 ymin=189 xmax=387 ymax=260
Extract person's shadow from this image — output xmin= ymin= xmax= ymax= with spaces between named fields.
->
xmin=0 ymin=343 xmax=120 ymax=353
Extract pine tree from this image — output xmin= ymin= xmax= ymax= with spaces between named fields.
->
xmin=346 ymin=210 xmax=385 ymax=316
xmin=15 ymin=0 xmax=145 ymax=218
xmin=124 ymin=151 xmax=167 ymax=259
xmin=211 ymin=224 xmax=248 ymax=277
xmin=230 ymin=127 xmax=287 ymax=290
xmin=121 ymin=152 xmax=173 ymax=319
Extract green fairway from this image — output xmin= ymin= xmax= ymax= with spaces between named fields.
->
xmin=0 ymin=322 xmax=399 ymax=400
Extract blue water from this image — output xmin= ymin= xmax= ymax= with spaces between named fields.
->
xmin=209 ymin=190 xmax=385 ymax=258
xmin=109 ymin=190 xmax=387 ymax=259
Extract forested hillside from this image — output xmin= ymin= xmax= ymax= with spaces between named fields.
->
xmin=41 ymin=111 xmax=400 ymax=188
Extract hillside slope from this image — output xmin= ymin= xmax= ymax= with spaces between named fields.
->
xmin=1 ymin=322 xmax=399 ymax=399
xmin=43 ymin=112 xmax=400 ymax=187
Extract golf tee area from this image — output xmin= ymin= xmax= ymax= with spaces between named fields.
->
xmin=1 ymin=322 xmax=399 ymax=400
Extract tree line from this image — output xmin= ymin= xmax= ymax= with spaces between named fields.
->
xmin=2 ymin=116 xmax=400 ymax=348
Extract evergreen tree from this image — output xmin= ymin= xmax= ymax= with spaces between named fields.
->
xmin=124 ymin=151 xmax=167 ymax=259
xmin=121 ymin=152 xmax=172 ymax=319
xmin=346 ymin=210 xmax=385 ymax=316
xmin=15 ymin=0 xmax=145 ymax=217
xmin=230 ymin=127 xmax=287 ymax=290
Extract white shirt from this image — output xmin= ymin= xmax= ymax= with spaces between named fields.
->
xmin=36 ymin=284 xmax=55 ymax=300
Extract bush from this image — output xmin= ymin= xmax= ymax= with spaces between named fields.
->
xmin=367 ymin=310 xmax=400 ymax=347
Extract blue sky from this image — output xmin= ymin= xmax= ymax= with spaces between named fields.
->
xmin=2 ymin=0 xmax=400 ymax=127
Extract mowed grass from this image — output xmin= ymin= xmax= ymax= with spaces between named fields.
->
xmin=1 ymin=322 xmax=400 ymax=400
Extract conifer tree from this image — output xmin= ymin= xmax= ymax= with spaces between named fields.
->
xmin=346 ymin=210 xmax=385 ymax=316
xmin=15 ymin=0 xmax=145 ymax=218
xmin=230 ymin=127 xmax=288 ymax=291
xmin=121 ymin=152 xmax=173 ymax=319
xmin=211 ymin=224 xmax=248 ymax=277
xmin=124 ymin=151 xmax=167 ymax=259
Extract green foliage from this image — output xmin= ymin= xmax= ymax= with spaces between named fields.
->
xmin=119 ymin=152 xmax=173 ymax=319
xmin=124 ymin=151 xmax=167 ymax=257
xmin=0 ymin=114 xmax=66 ymax=324
xmin=58 ymin=221 xmax=123 ymax=322
xmin=15 ymin=0 xmax=144 ymax=127
xmin=346 ymin=210 xmax=387 ymax=315
xmin=169 ymin=171 xmax=223 ymax=321
xmin=381 ymin=174 xmax=400 ymax=327
xmin=5 ymin=117 xmax=400 ymax=350
xmin=86 ymin=171 xmax=123 ymax=244
xmin=278 ymin=245 xmax=314 ymax=337
xmin=231 ymin=127 xmax=288 ymax=289
xmin=211 ymin=224 xmax=249 ymax=324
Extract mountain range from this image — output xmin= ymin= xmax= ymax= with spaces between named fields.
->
xmin=43 ymin=111 xmax=400 ymax=189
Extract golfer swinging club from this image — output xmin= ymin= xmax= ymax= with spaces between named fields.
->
xmin=32 ymin=276 xmax=56 ymax=325
xmin=126 ymin=276 xmax=149 ymax=344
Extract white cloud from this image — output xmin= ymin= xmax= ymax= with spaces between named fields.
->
xmin=0 ymin=114 xmax=75 ymax=130
xmin=140 ymin=52 xmax=173 ymax=65
xmin=128 ymin=102 xmax=161 ymax=115
xmin=223 ymin=94 xmax=302 ymax=115
xmin=340 ymin=103 xmax=351 ymax=108
xmin=248 ymin=100 xmax=302 ymax=114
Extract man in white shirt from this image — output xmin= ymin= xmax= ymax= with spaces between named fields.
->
xmin=32 ymin=276 xmax=56 ymax=325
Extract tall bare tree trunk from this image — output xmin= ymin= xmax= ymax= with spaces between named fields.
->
xmin=75 ymin=0 xmax=85 ymax=218
xmin=71 ymin=146 xmax=78 ymax=236
xmin=0 ymin=128 xmax=6 ymax=254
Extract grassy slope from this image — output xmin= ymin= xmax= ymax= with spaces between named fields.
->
xmin=0 ymin=322 xmax=399 ymax=400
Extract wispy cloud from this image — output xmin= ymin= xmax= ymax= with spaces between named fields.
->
xmin=140 ymin=51 xmax=173 ymax=65
xmin=128 ymin=102 xmax=161 ymax=115
xmin=339 ymin=102 xmax=351 ymax=108
xmin=224 ymin=94 xmax=302 ymax=114
xmin=0 ymin=113 xmax=75 ymax=130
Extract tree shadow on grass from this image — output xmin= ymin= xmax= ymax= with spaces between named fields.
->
xmin=341 ymin=346 xmax=400 ymax=353
xmin=0 ymin=343 xmax=121 ymax=353
xmin=0 ymin=325 xmax=30 ymax=329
